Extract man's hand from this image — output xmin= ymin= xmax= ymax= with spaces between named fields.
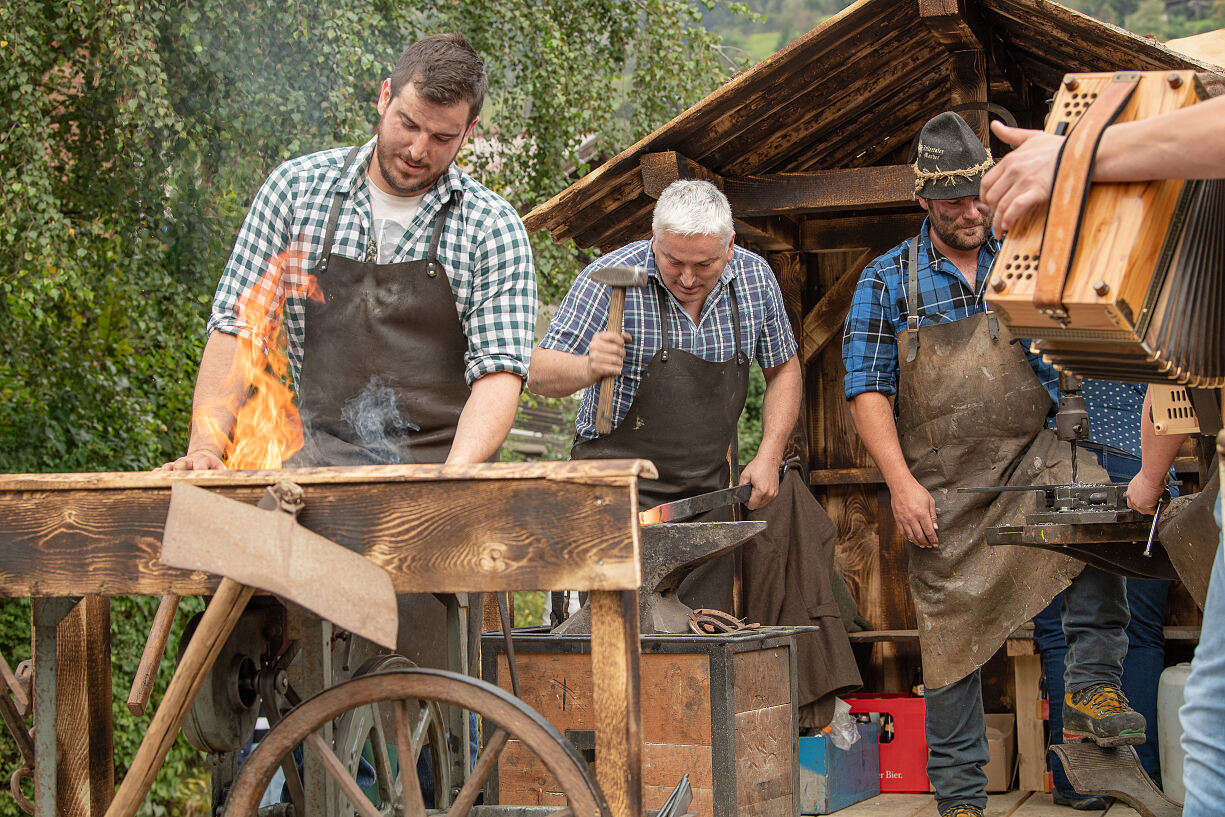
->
xmin=739 ymin=453 xmax=782 ymax=510
xmin=585 ymin=330 xmax=630 ymax=382
xmin=980 ymin=120 xmax=1065 ymax=238
xmin=155 ymin=450 xmax=226 ymax=472
xmin=892 ymin=475 xmax=939 ymax=547
xmin=1126 ymin=469 xmax=1167 ymax=515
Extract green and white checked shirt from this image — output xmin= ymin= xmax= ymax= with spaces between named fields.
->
xmin=208 ymin=138 xmax=537 ymax=386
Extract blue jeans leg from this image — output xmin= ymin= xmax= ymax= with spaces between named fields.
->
xmin=1063 ymin=565 xmax=1129 ymax=691
xmin=925 ymin=670 xmax=989 ymax=813
xmin=1180 ymin=522 xmax=1225 ymax=816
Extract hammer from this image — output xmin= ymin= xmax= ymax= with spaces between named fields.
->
xmin=588 ymin=264 xmax=648 ymax=434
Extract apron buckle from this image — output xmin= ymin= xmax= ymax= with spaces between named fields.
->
xmin=906 ymin=315 xmax=920 ymax=363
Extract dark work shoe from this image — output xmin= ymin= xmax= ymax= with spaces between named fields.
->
xmin=1053 ymin=792 xmax=1114 ymax=810
xmin=1063 ymin=682 xmax=1147 ymax=746
xmin=940 ymin=806 xmax=984 ymax=817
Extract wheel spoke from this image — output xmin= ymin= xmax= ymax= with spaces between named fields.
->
xmin=447 ymin=726 xmax=509 ymax=817
xmin=304 ymin=731 xmax=384 ymax=817
xmin=409 ymin=699 xmax=432 ymax=755
xmin=395 ymin=698 xmax=428 ymax=817
xmin=369 ymin=704 xmax=395 ymax=805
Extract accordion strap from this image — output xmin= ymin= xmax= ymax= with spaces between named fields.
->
xmin=1034 ymin=71 xmax=1141 ymax=319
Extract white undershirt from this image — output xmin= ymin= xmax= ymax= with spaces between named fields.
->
xmin=366 ymin=173 xmax=425 ymax=264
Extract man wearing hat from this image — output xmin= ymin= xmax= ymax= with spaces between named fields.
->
xmin=841 ymin=112 xmax=1142 ymax=817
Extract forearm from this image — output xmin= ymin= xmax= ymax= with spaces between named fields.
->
xmin=1138 ymin=388 xmax=1186 ymax=481
xmin=187 ymin=332 xmax=243 ymax=457
xmin=448 ymin=371 xmax=523 ymax=464
xmin=527 ymin=347 xmax=597 ymax=397
xmin=847 ymin=391 xmax=915 ymax=489
xmin=756 ymin=357 xmax=802 ymax=464
xmin=1094 ymin=95 xmax=1225 ymax=182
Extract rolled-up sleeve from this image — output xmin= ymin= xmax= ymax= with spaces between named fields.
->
xmin=463 ymin=205 xmax=537 ymax=384
xmin=842 ymin=261 xmax=900 ymax=400
xmin=754 ymin=262 xmax=799 ymax=369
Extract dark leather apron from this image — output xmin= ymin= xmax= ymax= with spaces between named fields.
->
xmin=289 ymin=146 xmax=469 ymax=467
xmin=571 ymin=278 xmax=750 ymax=609
xmin=894 ymin=237 xmax=1097 ymax=688
xmin=285 ymin=147 xmax=471 ymax=672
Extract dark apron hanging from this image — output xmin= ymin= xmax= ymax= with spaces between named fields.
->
xmin=572 ymin=278 xmax=750 ymax=609
xmin=893 ymin=237 xmax=1099 ymax=688
xmin=288 ymin=147 xmax=470 ymax=467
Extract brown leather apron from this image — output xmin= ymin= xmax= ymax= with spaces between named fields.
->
xmin=894 ymin=237 xmax=1096 ymax=688
xmin=286 ymin=147 xmax=471 ymax=670
xmin=290 ymin=146 xmax=469 ymax=467
xmin=571 ymin=277 xmax=750 ymax=609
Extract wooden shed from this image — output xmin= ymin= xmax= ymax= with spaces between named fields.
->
xmin=524 ymin=0 xmax=1224 ymax=703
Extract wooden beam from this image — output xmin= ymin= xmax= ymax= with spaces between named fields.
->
xmin=951 ymin=50 xmax=990 ymax=142
xmin=808 ymin=466 xmax=885 ymax=486
xmin=919 ymin=0 xmax=981 ymax=51
xmin=0 ymin=461 xmax=652 ymax=597
xmin=733 ymin=216 xmax=799 ymax=253
xmin=800 ymin=250 xmax=873 ymax=364
xmin=801 ymin=213 xmax=925 ymax=253
xmin=724 ymin=166 xmax=915 ymax=217
xmin=639 ymin=151 xmax=725 ymax=198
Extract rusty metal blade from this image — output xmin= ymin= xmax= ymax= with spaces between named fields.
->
xmin=639 ymin=484 xmax=752 ymax=525
xmin=161 ymin=482 xmax=397 ymax=649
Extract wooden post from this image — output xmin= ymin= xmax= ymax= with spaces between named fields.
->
xmin=950 ymin=50 xmax=989 ymax=143
xmin=1012 ymin=650 xmax=1046 ymax=791
xmin=590 ymin=589 xmax=643 ymax=817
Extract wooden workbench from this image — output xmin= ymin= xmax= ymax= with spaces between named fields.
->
xmin=0 ymin=460 xmax=653 ymax=817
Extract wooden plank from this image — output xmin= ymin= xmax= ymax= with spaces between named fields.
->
xmin=639 ymin=151 xmax=725 ymax=198
xmin=1013 ymin=652 xmax=1046 ymax=792
xmin=800 ymin=250 xmax=873 ymax=364
xmin=733 ymin=704 xmax=793 ymax=807
xmin=1012 ymin=791 xmax=1104 ymax=815
xmin=590 ymin=589 xmax=643 ymax=817
xmin=722 ymin=167 xmax=914 ymax=216
xmin=950 ymin=50 xmax=989 ymax=142
xmin=801 ymin=213 xmax=925 ymax=254
xmin=735 ymin=217 xmax=800 ymax=254
xmin=56 ymin=596 xmax=112 ymax=817
xmin=495 ymin=651 xmax=712 ymax=746
xmin=823 ymin=792 xmax=932 ymax=816
xmin=919 ymin=0 xmax=981 ymax=51
xmin=644 ymin=785 xmax=712 ymax=817
xmin=732 ymin=647 xmax=791 ymax=714
xmin=0 ymin=461 xmax=649 ymax=596
xmin=808 ymin=467 xmax=885 ymax=486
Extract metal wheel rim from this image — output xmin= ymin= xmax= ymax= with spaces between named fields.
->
xmin=225 ymin=668 xmax=607 ymax=817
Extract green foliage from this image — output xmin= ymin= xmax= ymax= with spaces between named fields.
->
xmin=736 ymin=363 xmax=768 ymax=465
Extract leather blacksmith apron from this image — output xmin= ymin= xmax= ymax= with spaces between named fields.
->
xmin=894 ymin=238 xmax=1097 ymax=688
xmin=287 ymin=147 xmax=471 ymax=671
xmin=571 ymin=278 xmax=750 ymax=610
xmin=289 ymin=146 xmax=469 ymax=468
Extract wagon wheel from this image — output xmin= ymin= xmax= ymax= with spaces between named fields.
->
xmin=226 ymin=668 xmax=608 ymax=817
xmin=330 ymin=655 xmax=453 ymax=814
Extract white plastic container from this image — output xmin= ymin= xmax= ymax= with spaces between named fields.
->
xmin=1158 ymin=662 xmax=1193 ymax=803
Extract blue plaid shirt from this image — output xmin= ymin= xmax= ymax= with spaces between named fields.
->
xmin=540 ymin=239 xmax=798 ymax=441
xmin=841 ymin=220 xmax=1142 ymax=455
xmin=207 ymin=138 xmax=537 ymax=387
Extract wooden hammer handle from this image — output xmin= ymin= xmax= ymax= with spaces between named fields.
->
xmin=594 ymin=286 xmax=627 ymax=435
xmin=126 ymin=594 xmax=181 ymax=717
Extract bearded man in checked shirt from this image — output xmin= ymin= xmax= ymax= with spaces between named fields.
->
xmin=161 ymin=33 xmax=535 ymax=472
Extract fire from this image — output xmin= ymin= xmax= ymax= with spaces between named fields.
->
xmin=193 ymin=249 xmax=323 ymax=470
xmin=639 ymin=506 xmax=662 ymax=525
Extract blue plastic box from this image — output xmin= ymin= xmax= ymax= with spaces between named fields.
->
xmin=798 ymin=722 xmax=881 ymax=814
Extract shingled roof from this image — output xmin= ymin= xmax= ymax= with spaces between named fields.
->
xmin=525 ymin=0 xmax=1222 ymax=254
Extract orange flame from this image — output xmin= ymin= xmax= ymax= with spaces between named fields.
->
xmin=194 ymin=249 xmax=323 ymax=470
xmin=639 ymin=506 xmax=663 ymax=525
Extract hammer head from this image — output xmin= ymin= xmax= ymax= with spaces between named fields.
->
xmin=589 ymin=264 xmax=648 ymax=288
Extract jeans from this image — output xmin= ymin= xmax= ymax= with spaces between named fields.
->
xmin=1034 ymin=577 xmax=1168 ymax=798
xmin=926 ymin=670 xmax=989 ymax=813
xmin=1180 ymin=492 xmax=1225 ymax=816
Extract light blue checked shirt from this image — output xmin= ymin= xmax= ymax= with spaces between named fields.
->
xmin=207 ymin=138 xmax=537 ymax=386
xmin=539 ymin=239 xmax=798 ymax=441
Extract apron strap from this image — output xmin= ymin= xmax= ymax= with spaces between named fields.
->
xmin=317 ymin=146 xmax=364 ymax=275
xmin=905 ymin=235 xmax=921 ymax=363
xmin=729 ymin=279 xmax=747 ymax=366
xmin=653 ymin=277 xmax=672 ymax=363
xmin=424 ymin=193 xmax=459 ymax=277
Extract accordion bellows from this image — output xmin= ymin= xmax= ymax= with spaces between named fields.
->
xmin=986 ymin=70 xmax=1225 ymax=388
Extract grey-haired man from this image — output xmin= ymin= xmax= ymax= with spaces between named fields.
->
xmin=842 ymin=112 xmax=1142 ymax=817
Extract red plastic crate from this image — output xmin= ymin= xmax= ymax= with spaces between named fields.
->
xmin=846 ymin=694 xmax=930 ymax=792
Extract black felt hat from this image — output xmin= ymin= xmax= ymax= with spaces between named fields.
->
xmin=913 ymin=112 xmax=993 ymax=200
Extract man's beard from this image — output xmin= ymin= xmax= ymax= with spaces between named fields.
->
xmin=373 ymin=125 xmax=447 ymax=196
xmin=930 ymin=209 xmax=992 ymax=251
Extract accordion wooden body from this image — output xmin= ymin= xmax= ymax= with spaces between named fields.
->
xmin=986 ymin=70 xmax=1225 ymax=387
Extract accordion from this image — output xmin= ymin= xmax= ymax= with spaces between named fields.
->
xmin=985 ymin=70 xmax=1225 ymax=388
